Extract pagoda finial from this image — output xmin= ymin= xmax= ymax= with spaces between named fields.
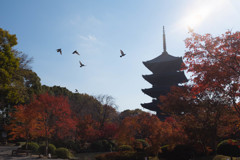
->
xmin=163 ymin=26 xmax=167 ymax=53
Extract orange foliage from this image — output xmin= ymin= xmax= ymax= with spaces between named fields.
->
xmin=184 ymin=31 xmax=240 ymax=115
xmin=7 ymin=101 xmax=39 ymax=141
xmin=116 ymin=112 xmax=186 ymax=152
xmin=7 ymin=93 xmax=76 ymax=142
xmin=75 ymin=115 xmax=101 ymax=142
xmin=33 ymin=93 xmax=75 ymax=139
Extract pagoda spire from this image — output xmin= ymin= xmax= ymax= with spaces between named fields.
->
xmin=163 ymin=26 xmax=167 ymax=54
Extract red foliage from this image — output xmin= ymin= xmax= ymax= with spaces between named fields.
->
xmin=7 ymin=101 xmax=39 ymax=141
xmin=33 ymin=93 xmax=75 ymax=140
xmin=116 ymin=112 xmax=186 ymax=152
xmin=99 ymin=122 xmax=118 ymax=140
xmin=75 ymin=115 xmax=101 ymax=142
xmin=184 ymin=31 xmax=240 ymax=114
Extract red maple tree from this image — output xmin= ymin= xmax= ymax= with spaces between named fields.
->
xmin=7 ymin=101 xmax=39 ymax=149
xmin=183 ymin=30 xmax=240 ymax=115
xmin=33 ymin=93 xmax=75 ymax=155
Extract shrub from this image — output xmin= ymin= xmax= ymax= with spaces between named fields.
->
xmin=48 ymin=144 xmax=56 ymax=155
xmin=133 ymin=140 xmax=143 ymax=151
xmin=56 ymin=147 xmax=71 ymax=159
xmin=167 ymin=144 xmax=195 ymax=160
xmin=15 ymin=142 xmax=21 ymax=146
xmin=91 ymin=140 xmax=112 ymax=152
xmin=38 ymin=144 xmax=56 ymax=155
xmin=136 ymin=139 xmax=149 ymax=149
xmin=21 ymin=142 xmax=39 ymax=153
xmin=158 ymin=145 xmax=175 ymax=158
xmin=145 ymin=146 xmax=158 ymax=157
xmin=217 ymin=143 xmax=240 ymax=157
xmin=118 ymin=145 xmax=133 ymax=151
xmin=217 ymin=139 xmax=237 ymax=148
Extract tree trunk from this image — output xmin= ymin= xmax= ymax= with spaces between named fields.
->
xmin=45 ymin=137 xmax=48 ymax=156
xmin=25 ymin=133 xmax=29 ymax=150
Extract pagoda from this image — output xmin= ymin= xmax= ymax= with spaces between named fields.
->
xmin=141 ymin=26 xmax=187 ymax=120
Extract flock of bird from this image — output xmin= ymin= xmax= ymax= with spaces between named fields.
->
xmin=56 ymin=48 xmax=126 ymax=68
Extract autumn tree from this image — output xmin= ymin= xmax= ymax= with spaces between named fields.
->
xmin=117 ymin=112 xmax=185 ymax=154
xmin=33 ymin=93 xmax=75 ymax=155
xmin=159 ymin=30 xmax=240 ymax=150
xmin=75 ymin=115 xmax=101 ymax=143
xmin=160 ymin=86 xmax=239 ymax=151
xmin=6 ymin=102 xmax=39 ymax=149
xmin=183 ymin=30 xmax=240 ymax=115
xmin=119 ymin=109 xmax=145 ymax=121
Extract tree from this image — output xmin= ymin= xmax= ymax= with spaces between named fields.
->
xmin=75 ymin=115 xmax=101 ymax=143
xmin=0 ymin=29 xmax=41 ymax=132
xmin=183 ymin=30 xmax=240 ymax=115
xmin=95 ymin=95 xmax=118 ymax=129
xmin=116 ymin=112 xmax=185 ymax=154
xmin=33 ymin=93 xmax=75 ymax=155
xmin=6 ymin=102 xmax=39 ymax=149
xmin=0 ymin=28 xmax=21 ymax=109
xmin=119 ymin=109 xmax=145 ymax=121
xmin=13 ymin=50 xmax=41 ymax=102
xmin=159 ymin=85 xmax=240 ymax=151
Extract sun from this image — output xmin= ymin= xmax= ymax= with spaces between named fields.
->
xmin=181 ymin=0 xmax=229 ymax=31
xmin=183 ymin=7 xmax=210 ymax=30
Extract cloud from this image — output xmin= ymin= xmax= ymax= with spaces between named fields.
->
xmin=79 ymin=34 xmax=97 ymax=42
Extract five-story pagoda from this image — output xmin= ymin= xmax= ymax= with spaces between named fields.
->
xmin=141 ymin=26 xmax=187 ymax=120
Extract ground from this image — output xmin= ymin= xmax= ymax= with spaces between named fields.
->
xmin=0 ymin=145 xmax=64 ymax=160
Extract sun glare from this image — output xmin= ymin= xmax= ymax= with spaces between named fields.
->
xmin=184 ymin=6 xmax=211 ymax=30
xmin=185 ymin=9 xmax=208 ymax=29
xmin=181 ymin=0 xmax=228 ymax=31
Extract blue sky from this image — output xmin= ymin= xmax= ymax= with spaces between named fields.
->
xmin=1 ymin=0 xmax=240 ymax=112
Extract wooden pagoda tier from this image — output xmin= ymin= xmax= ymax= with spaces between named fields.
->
xmin=141 ymin=26 xmax=187 ymax=119
xmin=142 ymin=72 xmax=187 ymax=86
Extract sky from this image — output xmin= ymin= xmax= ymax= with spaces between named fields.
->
xmin=1 ymin=0 xmax=240 ymax=112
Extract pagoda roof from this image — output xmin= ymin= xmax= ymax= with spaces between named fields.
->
xmin=143 ymin=52 xmax=181 ymax=64
xmin=143 ymin=56 xmax=183 ymax=74
xmin=141 ymin=100 xmax=158 ymax=111
xmin=142 ymin=72 xmax=187 ymax=85
xmin=142 ymin=86 xmax=171 ymax=98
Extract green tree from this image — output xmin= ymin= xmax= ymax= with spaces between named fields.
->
xmin=0 ymin=28 xmax=21 ymax=109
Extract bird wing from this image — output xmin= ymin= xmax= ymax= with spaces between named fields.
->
xmin=120 ymin=50 xmax=125 ymax=56
xmin=79 ymin=61 xmax=84 ymax=66
xmin=57 ymin=49 xmax=62 ymax=55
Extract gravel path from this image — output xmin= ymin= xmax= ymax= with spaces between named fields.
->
xmin=0 ymin=146 xmax=65 ymax=160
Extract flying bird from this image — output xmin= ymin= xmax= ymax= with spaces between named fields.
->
xmin=79 ymin=61 xmax=85 ymax=67
xmin=75 ymin=89 xmax=79 ymax=93
xmin=72 ymin=50 xmax=80 ymax=55
xmin=56 ymin=48 xmax=62 ymax=55
xmin=120 ymin=49 xmax=126 ymax=57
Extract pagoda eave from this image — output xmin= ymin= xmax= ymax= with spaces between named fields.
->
xmin=142 ymin=72 xmax=187 ymax=85
xmin=143 ymin=58 xmax=183 ymax=74
xmin=142 ymin=87 xmax=170 ymax=98
xmin=141 ymin=103 xmax=158 ymax=111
